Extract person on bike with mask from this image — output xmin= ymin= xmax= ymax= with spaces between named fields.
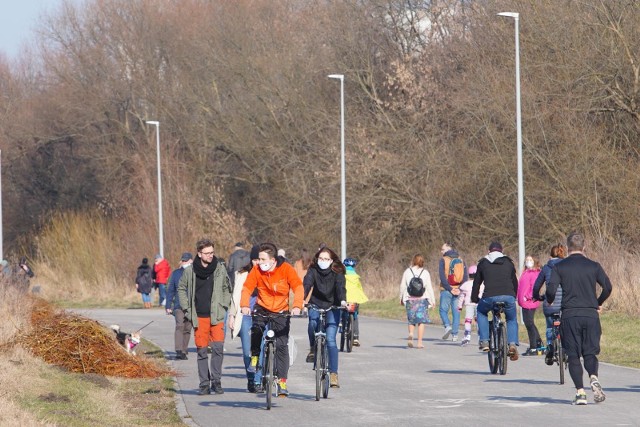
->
xmin=240 ymin=242 xmax=304 ymax=397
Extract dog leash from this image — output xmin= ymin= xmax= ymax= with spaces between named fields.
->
xmin=135 ymin=320 xmax=154 ymax=334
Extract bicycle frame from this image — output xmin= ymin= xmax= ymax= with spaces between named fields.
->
xmin=308 ymin=304 xmax=344 ymax=401
xmin=488 ymin=302 xmax=508 ymax=375
xmin=551 ymin=312 xmax=567 ymax=384
xmin=253 ymin=312 xmax=290 ymax=410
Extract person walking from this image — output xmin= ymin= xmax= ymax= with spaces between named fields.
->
xmin=471 ymin=241 xmax=520 ymax=361
xmin=457 ymin=264 xmax=482 ymax=346
xmin=546 ymin=232 xmax=612 ymax=405
xmin=304 ymin=247 xmax=347 ymax=388
xmin=400 ymin=254 xmax=435 ymax=349
xmin=518 ymin=255 xmax=543 ymax=356
xmin=227 ymin=242 xmax=250 ymax=287
xmin=343 ymin=257 xmax=368 ymax=346
xmin=135 ymin=258 xmax=153 ymax=309
xmin=438 ymin=242 xmax=468 ymax=342
xmin=227 ymin=245 xmax=260 ymax=392
xmin=153 ymin=254 xmax=171 ymax=307
xmin=178 ymin=239 xmax=232 ymax=396
xmin=240 ymin=242 xmax=304 ymax=397
xmin=532 ymin=243 xmax=566 ymax=365
xmin=166 ymin=252 xmax=194 ymax=360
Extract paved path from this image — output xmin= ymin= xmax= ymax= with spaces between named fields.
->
xmin=80 ymin=308 xmax=640 ymax=426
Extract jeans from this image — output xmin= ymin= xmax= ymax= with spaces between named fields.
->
xmin=308 ymin=307 xmax=340 ymax=373
xmin=544 ymin=314 xmax=555 ymax=345
xmin=477 ymin=295 xmax=519 ymax=345
xmin=141 ymin=293 xmax=151 ymax=303
xmin=238 ymin=315 xmax=255 ymax=382
xmin=157 ymin=283 xmax=167 ymax=305
xmin=439 ymin=291 xmax=460 ymax=336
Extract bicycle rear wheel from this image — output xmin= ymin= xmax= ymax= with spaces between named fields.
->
xmin=556 ymin=337 xmax=565 ymax=385
xmin=498 ymin=322 xmax=508 ymax=375
xmin=322 ymin=342 xmax=330 ymax=398
xmin=346 ymin=314 xmax=354 ymax=353
xmin=488 ymin=320 xmax=498 ymax=374
xmin=265 ymin=342 xmax=274 ymax=410
xmin=340 ymin=317 xmax=346 ymax=352
xmin=315 ymin=338 xmax=323 ymax=401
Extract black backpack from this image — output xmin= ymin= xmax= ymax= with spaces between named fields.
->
xmin=407 ymin=268 xmax=426 ymax=297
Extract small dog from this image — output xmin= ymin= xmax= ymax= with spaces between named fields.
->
xmin=110 ymin=324 xmax=141 ymax=355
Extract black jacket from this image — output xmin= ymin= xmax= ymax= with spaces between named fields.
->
xmin=303 ymin=266 xmax=346 ymax=309
xmin=547 ymin=253 xmax=612 ymax=318
xmin=471 ymin=253 xmax=518 ymax=303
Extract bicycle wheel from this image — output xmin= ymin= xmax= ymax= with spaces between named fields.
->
xmin=488 ymin=320 xmax=498 ymax=374
xmin=346 ymin=314 xmax=354 ymax=353
xmin=265 ymin=342 xmax=274 ymax=410
xmin=339 ymin=317 xmax=346 ymax=352
xmin=322 ymin=341 xmax=330 ymax=398
xmin=314 ymin=338 xmax=323 ymax=401
xmin=556 ymin=337 xmax=565 ymax=385
xmin=498 ymin=321 xmax=508 ymax=375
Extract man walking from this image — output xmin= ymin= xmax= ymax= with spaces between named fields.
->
xmin=178 ymin=239 xmax=232 ymax=395
xmin=547 ymin=232 xmax=612 ymax=405
xmin=166 ymin=252 xmax=194 ymax=360
xmin=438 ymin=242 xmax=467 ymax=341
xmin=227 ymin=242 xmax=250 ymax=286
xmin=153 ymin=254 xmax=171 ymax=307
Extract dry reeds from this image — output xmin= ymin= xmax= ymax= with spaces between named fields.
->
xmin=14 ymin=299 xmax=173 ymax=379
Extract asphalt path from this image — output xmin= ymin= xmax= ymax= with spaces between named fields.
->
xmin=80 ymin=308 xmax=640 ymax=426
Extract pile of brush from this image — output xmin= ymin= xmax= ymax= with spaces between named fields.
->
xmin=15 ymin=299 xmax=173 ymax=378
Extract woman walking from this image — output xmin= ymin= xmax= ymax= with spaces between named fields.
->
xmin=518 ymin=255 xmax=543 ymax=356
xmin=400 ymin=254 xmax=435 ymax=349
xmin=135 ymin=258 xmax=153 ymax=308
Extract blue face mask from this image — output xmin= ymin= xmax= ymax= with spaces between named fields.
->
xmin=317 ymin=260 xmax=332 ymax=270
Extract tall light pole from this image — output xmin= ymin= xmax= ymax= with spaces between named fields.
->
xmin=328 ymin=74 xmax=347 ymax=260
xmin=498 ymin=12 xmax=525 ymax=271
xmin=145 ymin=121 xmax=164 ymax=259
xmin=0 ymin=150 xmax=3 ymax=261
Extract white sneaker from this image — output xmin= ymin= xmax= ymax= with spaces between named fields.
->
xmin=461 ymin=337 xmax=470 ymax=346
xmin=590 ymin=375 xmax=606 ymax=403
xmin=452 ymin=335 xmax=458 ymax=342
xmin=442 ymin=326 xmax=452 ymax=340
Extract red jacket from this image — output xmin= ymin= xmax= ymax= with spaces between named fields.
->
xmin=154 ymin=259 xmax=171 ymax=284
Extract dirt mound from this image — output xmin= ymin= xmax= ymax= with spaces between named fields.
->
xmin=15 ymin=299 xmax=173 ymax=378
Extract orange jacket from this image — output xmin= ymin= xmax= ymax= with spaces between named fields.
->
xmin=240 ymin=259 xmax=303 ymax=312
xmin=154 ymin=258 xmax=171 ymax=284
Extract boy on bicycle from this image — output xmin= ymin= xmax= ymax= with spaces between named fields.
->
xmin=240 ymin=243 xmax=303 ymax=396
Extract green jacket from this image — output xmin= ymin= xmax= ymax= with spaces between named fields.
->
xmin=177 ymin=260 xmax=231 ymax=328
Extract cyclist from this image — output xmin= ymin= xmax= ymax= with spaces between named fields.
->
xmin=471 ymin=241 xmax=520 ymax=361
xmin=546 ymin=232 xmax=612 ymax=405
xmin=240 ymin=243 xmax=304 ymax=397
xmin=304 ymin=247 xmax=347 ymax=388
xmin=343 ymin=257 xmax=368 ymax=346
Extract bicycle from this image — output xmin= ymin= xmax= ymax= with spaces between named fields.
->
xmin=339 ymin=303 xmax=358 ymax=352
xmin=308 ymin=304 xmax=344 ymax=401
xmin=488 ymin=302 xmax=508 ymax=375
xmin=549 ymin=312 xmax=568 ymax=384
xmin=253 ymin=312 xmax=291 ymax=410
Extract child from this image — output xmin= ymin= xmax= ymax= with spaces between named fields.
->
xmin=343 ymin=258 xmax=369 ymax=346
xmin=458 ymin=264 xmax=482 ymax=346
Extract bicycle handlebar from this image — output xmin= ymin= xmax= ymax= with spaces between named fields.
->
xmin=305 ymin=304 xmax=347 ymax=313
xmin=251 ymin=311 xmax=292 ymax=319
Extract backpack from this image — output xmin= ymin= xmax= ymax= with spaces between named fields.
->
xmin=407 ymin=268 xmax=426 ymax=297
xmin=447 ymin=257 xmax=464 ymax=286
xmin=136 ymin=267 xmax=153 ymax=293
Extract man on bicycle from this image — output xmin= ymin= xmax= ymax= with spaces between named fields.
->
xmin=546 ymin=232 xmax=612 ymax=405
xmin=240 ymin=243 xmax=303 ymax=396
xmin=471 ymin=241 xmax=520 ymax=361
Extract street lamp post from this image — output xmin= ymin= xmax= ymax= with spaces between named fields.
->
xmin=328 ymin=74 xmax=347 ymax=260
xmin=498 ymin=12 xmax=525 ymax=271
xmin=145 ymin=121 xmax=164 ymax=259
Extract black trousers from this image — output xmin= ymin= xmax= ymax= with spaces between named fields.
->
xmin=251 ymin=305 xmax=291 ymax=380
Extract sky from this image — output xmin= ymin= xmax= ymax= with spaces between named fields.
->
xmin=0 ymin=0 xmax=72 ymax=59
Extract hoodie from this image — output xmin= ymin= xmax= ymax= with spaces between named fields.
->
xmin=471 ymin=251 xmax=518 ymax=303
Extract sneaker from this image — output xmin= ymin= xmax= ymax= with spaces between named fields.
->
xmin=306 ymin=351 xmax=315 ymax=363
xmin=254 ymin=383 xmax=264 ymax=394
xmin=545 ymin=344 xmax=554 ymax=366
xmin=211 ymin=380 xmax=224 ymax=395
xmin=572 ymin=391 xmax=588 ymax=405
xmin=197 ymin=385 xmax=211 ymax=395
xmin=353 ymin=339 xmax=360 ymax=347
xmin=461 ymin=336 xmax=470 ymax=346
xmin=248 ymin=356 xmax=258 ymax=373
xmin=277 ymin=379 xmax=289 ymax=397
xmin=247 ymin=382 xmax=256 ymax=393
xmin=590 ymin=375 xmax=606 ymax=403
xmin=508 ymin=345 xmax=519 ymax=361
xmin=521 ymin=348 xmax=538 ymax=356
xmin=442 ymin=326 xmax=452 ymax=340
xmin=452 ymin=335 xmax=458 ymax=342
xmin=330 ymin=373 xmax=340 ymax=388
xmin=176 ymin=350 xmax=188 ymax=360
xmin=479 ymin=341 xmax=489 ymax=352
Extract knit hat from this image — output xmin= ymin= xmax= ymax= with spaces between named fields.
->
xmin=181 ymin=252 xmax=193 ymax=261
xmin=250 ymin=245 xmax=260 ymax=260
xmin=488 ymin=241 xmax=503 ymax=252
xmin=142 ymin=258 xmax=149 ymax=265
xmin=154 ymin=253 xmax=162 ymax=260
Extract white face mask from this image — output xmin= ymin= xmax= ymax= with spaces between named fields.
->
xmin=525 ymin=260 xmax=534 ymax=269
xmin=259 ymin=261 xmax=273 ymax=272
xmin=317 ymin=260 xmax=332 ymax=270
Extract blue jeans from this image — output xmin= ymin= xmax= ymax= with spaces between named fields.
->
xmin=545 ymin=315 xmax=555 ymax=345
xmin=308 ymin=308 xmax=340 ymax=373
xmin=477 ymin=295 xmax=519 ymax=345
xmin=157 ymin=284 xmax=167 ymax=305
xmin=141 ymin=293 xmax=151 ymax=303
xmin=439 ymin=291 xmax=460 ymax=336
xmin=238 ymin=315 xmax=255 ymax=383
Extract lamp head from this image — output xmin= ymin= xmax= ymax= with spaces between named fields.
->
xmin=328 ymin=74 xmax=344 ymax=80
xmin=497 ymin=12 xmax=519 ymax=19
xmin=146 ymin=120 xmax=159 ymax=126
